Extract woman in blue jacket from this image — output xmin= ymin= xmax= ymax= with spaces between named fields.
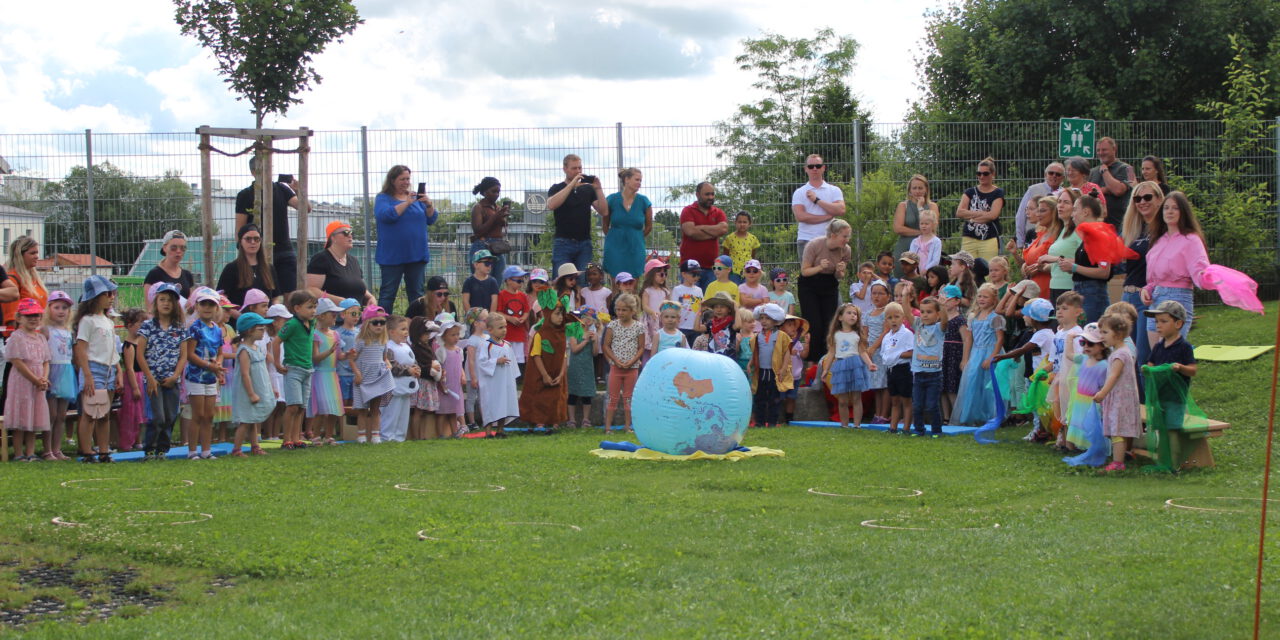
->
xmin=374 ymin=165 xmax=439 ymax=310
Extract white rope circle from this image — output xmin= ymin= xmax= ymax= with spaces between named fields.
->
xmin=808 ymin=486 xmax=923 ymax=498
xmin=395 ymin=483 xmax=506 ymax=494
xmin=1164 ymin=497 xmax=1280 ymax=513
xmin=861 ymin=518 xmax=1002 ymax=531
xmin=50 ymin=516 xmax=86 ymax=527
xmin=60 ymin=478 xmax=195 ymax=490
xmin=123 ymin=511 xmax=214 ymax=526
xmin=416 ymin=521 xmax=582 ymax=542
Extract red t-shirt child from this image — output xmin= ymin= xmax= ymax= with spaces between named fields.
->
xmin=496 ymin=288 xmax=529 ymax=344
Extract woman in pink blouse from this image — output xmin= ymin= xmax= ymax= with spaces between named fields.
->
xmin=1140 ymin=191 xmax=1208 ymax=345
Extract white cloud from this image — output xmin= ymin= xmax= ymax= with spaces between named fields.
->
xmin=0 ymin=0 xmax=950 ymax=139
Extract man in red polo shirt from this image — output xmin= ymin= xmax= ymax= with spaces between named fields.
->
xmin=679 ymin=181 xmax=729 ymax=289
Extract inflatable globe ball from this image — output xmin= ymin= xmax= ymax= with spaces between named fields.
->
xmin=630 ymin=348 xmax=753 ymax=455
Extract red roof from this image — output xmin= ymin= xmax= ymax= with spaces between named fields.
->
xmin=35 ymin=253 xmax=114 ymax=269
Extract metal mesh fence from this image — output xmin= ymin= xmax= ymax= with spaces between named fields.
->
xmin=1 ymin=120 xmax=1275 ymax=304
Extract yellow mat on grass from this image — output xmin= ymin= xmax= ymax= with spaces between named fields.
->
xmin=1193 ymin=345 xmax=1275 ymax=362
xmin=589 ymin=446 xmax=785 ymax=461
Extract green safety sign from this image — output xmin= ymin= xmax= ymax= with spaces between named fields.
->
xmin=1059 ymin=117 xmax=1095 ymax=158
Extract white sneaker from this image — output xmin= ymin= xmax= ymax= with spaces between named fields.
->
xmin=370 ymin=434 xmax=382 ymax=444
xmin=356 ymin=436 xmax=367 ymax=444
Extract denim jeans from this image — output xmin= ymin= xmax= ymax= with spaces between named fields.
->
xmin=468 ymin=239 xmax=507 ymax=280
xmin=1073 ymin=279 xmax=1110 ymax=324
xmin=1122 ymin=290 xmax=1150 ymax=399
xmin=552 ymin=237 xmax=593 ymax=275
xmin=378 ymin=261 xmax=426 ymax=310
xmin=144 ymin=385 xmax=180 ymax=455
xmin=912 ymin=371 xmax=942 ymax=434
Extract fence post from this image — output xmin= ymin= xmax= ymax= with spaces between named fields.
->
xmin=84 ymin=129 xmax=96 ymax=269
xmin=360 ymin=126 xmax=372 ymax=278
xmin=615 ymin=122 xmax=624 ymax=191
xmin=200 ymin=132 xmax=214 ymax=286
xmin=852 ymin=120 xmax=863 ymax=197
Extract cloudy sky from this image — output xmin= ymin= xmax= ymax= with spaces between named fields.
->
xmin=0 ymin=0 xmax=946 ymax=134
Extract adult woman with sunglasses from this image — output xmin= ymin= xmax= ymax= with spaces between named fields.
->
xmin=216 ymin=224 xmax=277 ymax=308
xmin=374 ymin=165 xmax=438 ymax=310
xmin=144 ymin=230 xmax=195 ymax=299
xmin=954 ymin=157 xmax=1004 ymax=261
xmin=406 ymin=275 xmax=458 ymax=320
xmin=1119 ymin=181 xmax=1164 ymax=381
xmin=306 ymin=221 xmax=375 ymax=307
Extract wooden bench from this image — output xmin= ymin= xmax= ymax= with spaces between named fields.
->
xmin=1131 ymin=406 xmax=1231 ymax=469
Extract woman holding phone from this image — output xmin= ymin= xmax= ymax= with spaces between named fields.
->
xmin=374 ymin=165 xmax=438 ymax=310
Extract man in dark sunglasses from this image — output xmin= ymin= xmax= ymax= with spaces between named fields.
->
xmin=1013 ymin=161 xmax=1066 ymax=249
xmin=791 ymin=153 xmax=846 ymax=264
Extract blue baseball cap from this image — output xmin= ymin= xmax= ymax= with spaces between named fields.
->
xmin=503 ymin=265 xmax=528 ymax=281
xmin=1022 ymin=297 xmax=1054 ymax=322
xmin=338 ymin=298 xmax=360 ymax=310
xmin=80 ymin=275 xmax=118 ymax=302
xmin=716 ymin=255 xmax=733 ymax=269
xmin=235 ymin=311 xmax=273 ymax=334
xmin=941 ymin=284 xmax=963 ymax=300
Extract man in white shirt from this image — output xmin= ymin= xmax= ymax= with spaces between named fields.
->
xmin=1013 ymin=162 xmax=1065 ymax=248
xmin=790 ymin=154 xmax=846 ymax=264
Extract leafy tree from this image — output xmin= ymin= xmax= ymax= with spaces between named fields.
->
xmin=915 ymin=0 xmax=1280 ymax=121
xmin=24 ymin=163 xmax=204 ymax=272
xmin=173 ymin=0 xmax=363 ymax=128
xmin=680 ymin=29 xmax=873 ymax=227
xmin=1173 ymin=35 xmax=1276 ymax=277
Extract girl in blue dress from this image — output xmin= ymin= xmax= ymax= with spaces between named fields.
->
xmin=603 ymin=167 xmax=652 ymax=279
xmin=953 ymin=283 xmax=1006 ymax=425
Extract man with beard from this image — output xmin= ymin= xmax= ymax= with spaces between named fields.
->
xmin=679 ymin=181 xmax=729 ymax=289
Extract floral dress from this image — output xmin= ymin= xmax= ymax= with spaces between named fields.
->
xmin=942 ymin=314 xmax=967 ymax=394
xmin=4 ymin=329 xmax=51 ymax=431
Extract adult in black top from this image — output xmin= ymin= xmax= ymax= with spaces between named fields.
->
xmin=234 ymin=156 xmax=304 ymax=294
xmin=545 ymin=153 xmax=607 ymax=274
xmin=405 ymin=276 xmax=459 ymax=320
xmin=1057 ymin=195 xmax=1111 ymax=323
xmin=305 ymin=221 xmax=375 ymax=307
xmin=216 ymin=224 xmax=277 ymax=307
xmin=144 ymin=230 xmax=195 ymax=298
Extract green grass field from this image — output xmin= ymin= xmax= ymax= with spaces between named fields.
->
xmin=3 ymin=303 xmax=1279 ymax=638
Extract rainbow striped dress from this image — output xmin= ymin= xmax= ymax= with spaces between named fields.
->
xmin=308 ymin=330 xmax=344 ymax=417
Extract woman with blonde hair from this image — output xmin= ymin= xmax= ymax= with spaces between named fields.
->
xmin=892 ymin=174 xmax=936 ymax=273
xmin=1120 ymin=181 xmax=1165 ymax=368
xmin=3 ymin=236 xmax=47 ymax=334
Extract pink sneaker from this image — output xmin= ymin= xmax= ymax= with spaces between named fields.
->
xmin=1102 ymin=461 xmax=1126 ymax=472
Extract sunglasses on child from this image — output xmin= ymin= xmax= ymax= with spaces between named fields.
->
xmin=773 ymin=277 xmax=788 ymax=283
xmin=744 ymin=268 xmax=760 ymax=273
xmin=713 ymin=266 xmax=727 ymax=271
xmin=369 ymin=319 xmax=387 ymax=326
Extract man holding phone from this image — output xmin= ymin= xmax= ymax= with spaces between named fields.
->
xmin=546 ymin=153 xmax=607 ymax=274
xmin=235 ymin=156 xmax=306 ymax=294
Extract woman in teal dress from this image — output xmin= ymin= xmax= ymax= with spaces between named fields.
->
xmin=603 ymin=167 xmax=652 ymax=279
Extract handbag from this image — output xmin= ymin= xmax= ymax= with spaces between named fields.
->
xmin=488 ymin=237 xmax=512 ymax=256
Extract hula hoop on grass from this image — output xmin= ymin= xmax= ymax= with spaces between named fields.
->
xmin=1164 ymin=497 xmax=1280 ymax=514
xmin=123 ymin=511 xmax=214 ymax=526
xmin=394 ymin=483 xmax=506 ymax=494
xmin=860 ymin=518 xmax=1002 ymax=531
xmin=51 ymin=516 xmax=87 ymax=527
xmin=416 ymin=521 xmax=582 ymax=542
xmin=808 ymin=487 xmax=923 ymax=498
xmin=60 ymin=478 xmax=195 ymax=491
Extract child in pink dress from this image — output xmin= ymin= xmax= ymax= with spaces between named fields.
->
xmin=6 ymin=298 xmax=51 ymax=461
xmin=1094 ymin=314 xmax=1141 ymax=472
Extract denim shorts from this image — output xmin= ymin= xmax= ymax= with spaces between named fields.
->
xmin=88 ymin=362 xmax=118 ymax=391
xmin=339 ymin=374 xmax=354 ymax=402
xmin=186 ymin=381 xmax=219 ymax=397
xmin=283 ymin=366 xmax=313 ymax=407
xmin=1146 ymin=286 xmax=1193 ymax=336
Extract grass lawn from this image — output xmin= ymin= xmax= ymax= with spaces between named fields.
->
xmin=2 ymin=303 xmax=1279 ymax=638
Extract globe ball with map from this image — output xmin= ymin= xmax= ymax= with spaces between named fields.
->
xmin=631 ymin=348 xmax=753 ymax=455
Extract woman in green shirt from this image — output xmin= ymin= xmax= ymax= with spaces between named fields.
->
xmin=1038 ymin=188 xmax=1081 ymax=302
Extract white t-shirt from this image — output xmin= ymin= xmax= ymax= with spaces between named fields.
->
xmin=833 ymin=330 xmax=861 ymax=359
xmin=848 ymin=281 xmax=877 ymax=316
xmin=791 ymin=181 xmax=845 ymax=242
xmin=670 ymin=284 xmax=704 ymax=330
xmin=76 ymin=314 xmax=118 ymax=366
xmin=879 ymin=325 xmax=915 ymax=367
xmin=1028 ymin=328 xmax=1055 ymax=371
xmin=1048 ymin=325 xmax=1084 ymax=373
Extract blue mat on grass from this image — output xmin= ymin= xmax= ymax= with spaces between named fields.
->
xmin=111 ymin=443 xmax=236 ymax=462
xmin=791 ymin=421 xmax=980 ymax=436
